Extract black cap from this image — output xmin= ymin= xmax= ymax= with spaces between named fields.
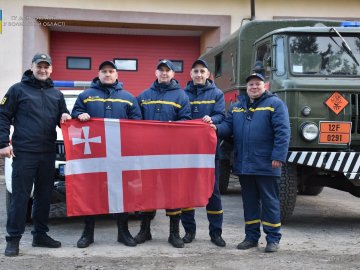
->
xmin=99 ymin=61 xmax=117 ymax=70
xmin=32 ymin=53 xmax=52 ymax=65
xmin=191 ymin=59 xmax=209 ymax=69
xmin=156 ymin=59 xmax=175 ymax=71
xmin=246 ymin=73 xmax=265 ymax=82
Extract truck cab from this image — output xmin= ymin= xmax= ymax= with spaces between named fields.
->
xmin=201 ymin=20 xmax=360 ymax=221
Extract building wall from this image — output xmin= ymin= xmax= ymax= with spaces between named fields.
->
xmin=0 ymin=0 xmax=360 ymax=97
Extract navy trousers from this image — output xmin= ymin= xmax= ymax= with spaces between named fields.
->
xmin=239 ymin=175 xmax=281 ymax=244
xmin=7 ymin=151 xmax=56 ymax=240
xmin=181 ymin=159 xmax=223 ymax=236
xmin=138 ymin=209 xmax=181 ymax=220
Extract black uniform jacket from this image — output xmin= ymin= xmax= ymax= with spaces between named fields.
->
xmin=0 ymin=70 xmax=69 ymax=152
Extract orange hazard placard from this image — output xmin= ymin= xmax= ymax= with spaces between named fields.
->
xmin=319 ymin=121 xmax=351 ymax=144
xmin=325 ymin=92 xmax=349 ymax=115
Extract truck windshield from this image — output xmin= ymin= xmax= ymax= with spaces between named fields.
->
xmin=289 ymin=34 xmax=360 ymax=76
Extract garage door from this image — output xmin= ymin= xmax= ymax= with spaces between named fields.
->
xmin=50 ymin=32 xmax=200 ymax=96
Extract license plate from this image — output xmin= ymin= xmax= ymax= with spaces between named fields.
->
xmin=59 ymin=164 xmax=65 ymax=176
xmin=319 ymin=121 xmax=351 ymax=145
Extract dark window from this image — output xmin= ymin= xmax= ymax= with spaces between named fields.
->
xmin=170 ymin=60 xmax=183 ymax=73
xmin=66 ymin=57 xmax=91 ymax=70
xmin=255 ymin=42 xmax=271 ymax=79
xmin=215 ymin=53 xmax=222 ymax=77
xmin=114 ymin=59 xmax=138 ymax=71
xmin=158 ymin=59 xmax=183 ymax=72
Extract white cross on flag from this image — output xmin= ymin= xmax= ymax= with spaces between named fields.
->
xmin=62 ymin=118 xmax=216 ymax=216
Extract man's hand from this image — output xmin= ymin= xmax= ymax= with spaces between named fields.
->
xmin=272 ymin=160 xmax=282 ymax=168
xmin=210 ymin=124 xmax=217 ymax=130
xmin=60 ymin=113 xmax=71 ymax=124
xmin=202 ymin=115 xmax=213 ymax=124
xmin=78 ymin=113 xmax=91 ymax=122
xmin=0 ymin=146 xmax=15 ymax=158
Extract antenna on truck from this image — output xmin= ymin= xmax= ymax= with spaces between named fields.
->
xmin=250 ymin=0 xmax=256 ymax=21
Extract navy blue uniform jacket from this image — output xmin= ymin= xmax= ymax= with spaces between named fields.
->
xmin=137 ymin=79 xmax=191 ymax=121
xmin=72 ymin=78 xmax=142 ymax=120
xmin=0 ymin=70 xmax=69 ymax=152
xmin=184 ymin=79 xmax=225 ymax=123
xmin=216 ymin=91 xmax=290 ymax=177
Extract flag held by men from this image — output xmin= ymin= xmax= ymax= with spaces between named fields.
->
xmin=62 ymin=118 xmax=217 ymax=216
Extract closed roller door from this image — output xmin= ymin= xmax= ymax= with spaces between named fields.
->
xmin=50 ymin=32 xmax=200 ymax=96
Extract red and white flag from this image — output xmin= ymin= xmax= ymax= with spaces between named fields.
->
xmin=62 ymin=119 xmax=217 ymax=216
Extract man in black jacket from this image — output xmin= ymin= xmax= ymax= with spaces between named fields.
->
xmin=0 ymin=53 xmax=71 ymax=257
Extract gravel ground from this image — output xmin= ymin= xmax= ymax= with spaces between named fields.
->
xmin=1 ymin=175 xmax=360 ymax=270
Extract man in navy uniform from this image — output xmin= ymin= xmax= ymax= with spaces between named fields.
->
xmin=213 ymin=73 xmax=290 ymax=252
xmin=135 ymin=59 xmax=191 ymax=248
xmin=181 ymin=59 xmax=226 ymax=247
xmin=71 ymin=60 xmax=142 ymax=248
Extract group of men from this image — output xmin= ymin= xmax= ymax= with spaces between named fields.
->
xmin=0 ymin=52 xmax=290 ymax=257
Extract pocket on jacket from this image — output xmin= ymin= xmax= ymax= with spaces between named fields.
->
xmin=253 ymin=146 xmax=272 ymax=157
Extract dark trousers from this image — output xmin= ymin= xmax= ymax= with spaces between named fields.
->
xmin=181 ymin=159 xmax=223 ymax=236
xmin=138 ymin=208 xmax=181 ymax=220
xmin=239 ymin=175 xmax=281 ymax=244
xmin=84 ymin=212 xmax=129 ymax=224
xmin=7 ymin=152 xmax=56 ymax=240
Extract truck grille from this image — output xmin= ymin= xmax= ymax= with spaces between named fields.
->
xmin=351 ymin=94 xmax=360 ymax=134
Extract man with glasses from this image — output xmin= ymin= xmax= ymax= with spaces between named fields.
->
xmin=212 ymin=73 xmax=290 ymax=253
xmin=181 ymin=59 xmax=226 ymax=247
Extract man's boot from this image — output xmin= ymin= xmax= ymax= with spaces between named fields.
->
xmin=4 ymin=237 xmax=20 ymax=257
xmin=134 ymin=217 xmax=152 ymax=244
xmin=168 ymin=216 xmax=184 ymax=248
xmin=117 ymin=218 xmax=137 ymax=247
xmin=77 ymin=219 xmax=95 ymax=248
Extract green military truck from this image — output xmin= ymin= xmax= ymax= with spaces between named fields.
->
xmin=200 ymin=19 xmax=360 ymax=221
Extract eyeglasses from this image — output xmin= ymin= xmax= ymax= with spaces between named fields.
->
xmin=192 ymin=69 xmax=207 ymax=74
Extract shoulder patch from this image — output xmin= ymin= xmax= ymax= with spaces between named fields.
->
xmin=0 ymin=97 xmax=7 ymax=105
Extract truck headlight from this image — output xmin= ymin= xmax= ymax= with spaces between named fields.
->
xmin=301 ymin=122 xmax=319 ymax=141
xmin=301 ymin=106 xmax=311 ymax=116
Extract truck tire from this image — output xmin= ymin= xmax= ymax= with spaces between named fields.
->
xmin=219 ymin=159 xmax=231 ymax=194
xmin=6 ymin=190 xmax=33 ymax=222
xmin=298 ymin=185 xmax=324 ymax=196
xmin=279 ymin=164 xmax=297 ymax=223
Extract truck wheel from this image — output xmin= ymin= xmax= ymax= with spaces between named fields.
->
xmin=219 ymin=159 xmax=231 ymax=194
xmin=279 ymin=164 xmax=297 ymax=223
xmin=6 ymin=191 xmax=33 ymax=222
xmin=298 ymin=185 xmax=324 ymax=196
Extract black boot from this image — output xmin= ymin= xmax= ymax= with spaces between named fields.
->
xmin=4 ymin=237 xmax=20 ymax=257
xmin=168 ymin=216 xmax=184 ymax=248
xmin=134 ymin=217 xmax=152 ymax=244
xmin=32 ymin=234 xmax=61 ymax=248
xmin=117 ymin=217 xmax=137 ymax=247
xmin=77 ymin=219 xmax=95 ymax=248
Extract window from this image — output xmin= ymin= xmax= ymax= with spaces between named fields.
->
xmin=170 ymin=60 xmax=183 ymax=73
xmin=66 ymin=57 xmax=91 ymax=70
xmin=215 ymin=53 xmax=222 ymax=77
xmin=289 ymin=34 xmax=360 ymax=76
xmin=275 ymin=37 xmax=285 ymax=76
xmin=114 ymin=59 xmax=138 ymax=71
xmin=255 ymin=42 xmax=271 ymax=79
